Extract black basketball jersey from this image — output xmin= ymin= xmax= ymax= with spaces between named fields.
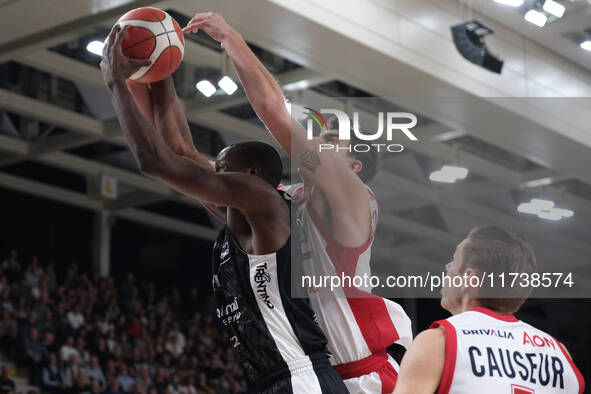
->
xmin=211 ymin=191 xmax=329 ymax=384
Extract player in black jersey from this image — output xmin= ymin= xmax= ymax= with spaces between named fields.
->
xmin=100 ymin=24 xmax=348 ymax=393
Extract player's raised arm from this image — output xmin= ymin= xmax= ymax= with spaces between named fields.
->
xmin=127 ymin=77 xmax=226 ymax=222
xmin=183 ymin=13 xmax=372 ymax=246
xmin=101 ymin=24 xmax=277 ymax=213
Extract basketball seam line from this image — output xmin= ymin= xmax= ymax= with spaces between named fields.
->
xmin=148 ymin=8 xmax=174 ymax=76
xmin=122 ymin=29 xmax=181 ymax=52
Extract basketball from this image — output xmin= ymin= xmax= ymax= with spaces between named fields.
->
xmin=116 ymin=7 xmax=184 ymax=83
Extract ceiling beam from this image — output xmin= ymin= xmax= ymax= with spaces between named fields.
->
xmin=0 ymin=89 xmax=104 ymax=137
xmin=0 ymin=171 xmax=101 ymax=211
xmin=187 ymin=67 xmax=331 ymax=115
xmin=0 ymin=170 xmax=215 ymax=240
xmin=0 ymin=0 xmax=161 ymax=62
xmin=116 ymin=208 xmax=217 ymax=240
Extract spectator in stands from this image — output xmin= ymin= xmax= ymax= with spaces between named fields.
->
xmin=105 ymin=330 xmax=117 ymax=353
xmin=104 ymin=376 xmax=124 ymax=394
xmin=76 ymin=337 xmax=90 ymax=368
xmin=55 ymin=315 xmax=75 ymax=344
xmin=0 ymin=310 xmax=17 ymax=356
xmin=180 ymin=375 xmax=198 ymax=394
xmin=94 ymin=338 xmax=109 ymax=366
xmin=97 ymin=314 xmax=114 ymax=336
xmin=66 ymin=372 xmax=90 ymax=394
xmin=119 ymin=331 xmax=133 ymax=361
xmin=152 ymin=367 xmax=169 ymax=393
xmin=164 ymin=324 xmax=185 ymax=357
xmin=166 ymin=373 xmax=183 ymax=394
xmin=66 ymin=304 xmax=85 ymax=331
xmin=195 ymin=373 xmax=215 ymax=394
xmin=43 ymin=262 xmax=57 ymax=294
xmin=41 ymin=353 xmax=62 ymax=393
xmin=41 ymin=331 xmax=57 ymax=361
xmin=13 ymin=279 xmax=31 ymax=304
xmin=20 ymin=311 xmax=40 ymax=338
xmin=0 ymin=277 xmax=7 ymax=296
xmin=104 ymin=360 xmax=117 ymax=381
xmin=135 ymin=363 xmax=153 ymax=392
xmin=89 ymin=378 xmax=101 ymax=394
xmin=22 ymin=327 xmax=44 ymax=384
xmin=0 ymin=365 xmax=15 ymax=394
xmin=59 ymin=336 xmax=78 ymax=363
xmin=116 ymin=363 xmax=135 ymax=392
xmin=0 ymin=253 xmax=250 ymax=394
xmin=61 ymin=354 xmax=81 ymax=388
xmin=1 ymin=250 xmax=21 ymax=283
xmin=127 ymin=315 xmax=144 ymax=342
xmin=159 ymin=352 xmax=176 ymax=377
xmin=130 ymin=345 xmax=148 ymax=371
xmin=83 ymin=355 xmax=105 ymax=389
xmin=119 ymin=273 xmax=134 ymax=306
xmin=24 ymin=256 xmax=43 ymax=289
xmin=63 ymin=264 xmax=80 ymax=290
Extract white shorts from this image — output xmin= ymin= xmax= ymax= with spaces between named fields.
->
xmin=340 ymin=354 xmax=400 ymax=394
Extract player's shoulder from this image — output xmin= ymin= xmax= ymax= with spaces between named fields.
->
xmin=417 ymin=325 xmax=446 ymax=344
xmin=406 ymin=326 xmax=446 ymax=363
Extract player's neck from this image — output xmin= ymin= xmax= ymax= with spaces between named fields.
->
xmin=456 ymin=299 xmax=514 ymax=316
xmin=454 ymin=298 xmax=487 ymax=315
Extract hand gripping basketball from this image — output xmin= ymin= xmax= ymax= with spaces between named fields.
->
xmin=100 ymin=25 xmax=152 ymax=90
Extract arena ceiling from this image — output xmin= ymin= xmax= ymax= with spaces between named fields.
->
xmin=1 ymin=0 xmax=591 ymax=303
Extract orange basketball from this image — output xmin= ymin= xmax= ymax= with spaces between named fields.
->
xmin=116 ymin=7 xmax=185 ymax=83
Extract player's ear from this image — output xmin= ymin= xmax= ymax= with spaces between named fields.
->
xmin=248 ymin=164 xmax=262 ymax=177
xmin=462 ymin=268 xmax=479 ymax=296
xmin=350 ymin=158 xmax=362 ymax=175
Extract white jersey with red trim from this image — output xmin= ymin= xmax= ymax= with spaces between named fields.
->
xmin=281 ymin=183 xmax=413 ymax=367
xmin=431 ymin=307 xmax=585 ymax=394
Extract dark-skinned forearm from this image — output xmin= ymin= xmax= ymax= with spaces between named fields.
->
xmin=109 ymin=80 xmax=169 ymax=173
xmin=149 ymin=77 xmax=213 ymax=169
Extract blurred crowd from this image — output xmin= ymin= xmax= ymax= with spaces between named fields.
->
xmin=0 ymin=249 xmax=250 ymax=394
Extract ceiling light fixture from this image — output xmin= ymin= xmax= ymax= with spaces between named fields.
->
xmin=86 ymin=40 xmax=105 ymax=56
xmin=218 ymin=76 xmax=238 ymax=95
xmin=429 ymin=165 xmax=469 ymax=183
xmin=524 ymin=9 xmax=548 ymax=27
xmin=196 ymin=80 xmax=216 ymax=97
xmin=543 ymin=0 xmax=565 ymax=18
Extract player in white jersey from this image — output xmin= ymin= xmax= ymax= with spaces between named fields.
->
xmin=182 ymin=12 xmax=413 ymax=393
xmin=393 ymin=226 xmax=585 ymax=394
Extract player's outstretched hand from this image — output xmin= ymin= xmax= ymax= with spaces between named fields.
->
xmin=182 ymin=12 xmax=235 ymax=47
xmin=100 ymin=24 xmax=152 ymax=90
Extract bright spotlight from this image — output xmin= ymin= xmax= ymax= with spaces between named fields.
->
xmin=429 ymin=165 xmax=469 ymax=183
xmin=429 ymin=171 xmax=457 ymax=183
xmin=538 ymin=210 xmax=563 ymax=221
xmin=196 ymin=80 xmax=216 ymax=97
xmin=494 ymin=0 xmax=524 ymax=6
xmin=86 ymin=40 xmax=105 ymax=56
xmin=517 ymin=198 xmax=573 ymax=221
xmin=543 ymin=0 xmax=565 ymax=18
xmin=581 ymin=41 xmax=591 ymax=51
xmin=218 ymin=76 xmax=238 ymax=95
xmin=441 ymin=165 xmax=469 ymax=180
xmin=529 ymin=198 xmax=555 ymax=211
xmin=524 ymin=10 xmax=548 ymax=27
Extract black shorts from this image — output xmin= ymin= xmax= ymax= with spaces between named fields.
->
xmin=257 ymin=354 xmax=349 ymax=394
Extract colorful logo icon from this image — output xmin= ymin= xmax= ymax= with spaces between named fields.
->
xmin=304 ymin=107 xmax=328 ymax=131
